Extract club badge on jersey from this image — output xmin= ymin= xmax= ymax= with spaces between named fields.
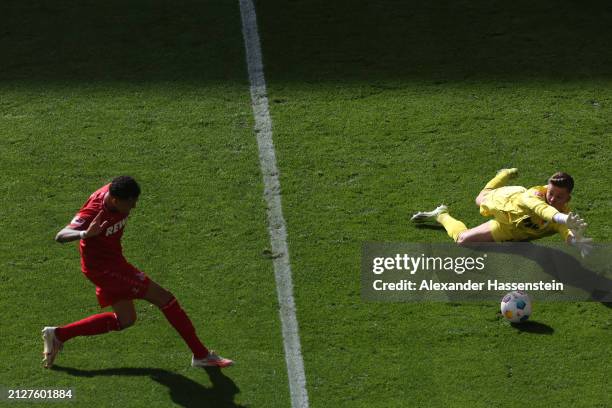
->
xmin=71 ymin=216 xmax=87 ymax=228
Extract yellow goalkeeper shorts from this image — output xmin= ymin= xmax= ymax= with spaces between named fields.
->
xmin=487 ymin=220 xmax=529 ymax=242
xmin=480 ymin=186 xmax=531 ymax=242
xmin=479 ymin=186 xmax=526 ymax=220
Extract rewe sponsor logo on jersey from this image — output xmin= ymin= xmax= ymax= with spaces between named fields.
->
xmin=106 ymin=218 xmax=128 ymax=236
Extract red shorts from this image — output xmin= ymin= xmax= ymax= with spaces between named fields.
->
xmin=83 ymin=261 xmax=151 ymax=308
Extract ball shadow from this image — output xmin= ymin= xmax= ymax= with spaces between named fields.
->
xmin=510 ymin=320 xmax=554 ymax=335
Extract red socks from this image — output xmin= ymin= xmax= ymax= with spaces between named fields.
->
xmin=55 ymin=312 xmax=121 ymax=343
xmin=53 ymin=299 xmax=209 ymax=360
xmin=161 ymin=298 xmax=209 ymax=359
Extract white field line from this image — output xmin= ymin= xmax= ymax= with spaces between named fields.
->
xmin=238 ymin=1 xmax=310 ymax=407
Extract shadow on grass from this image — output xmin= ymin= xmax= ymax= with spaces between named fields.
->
xmin=51 ymin=365 xmax=245 ymax=408
xmin=253 ymin=0 xmax=612 ymax=82
xmin=414 ymin=224 xmax=445 ymax=231
xmin=467 ymin=243 xmax=612 ymax=305
xmin=510 ymin=320 xmax=554 ymax=335
xmin=1 ymin=0 xmax=611 ymax=82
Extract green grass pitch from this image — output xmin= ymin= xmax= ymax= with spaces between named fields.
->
xmin=1 ymin=0 xmax=610 ymax=407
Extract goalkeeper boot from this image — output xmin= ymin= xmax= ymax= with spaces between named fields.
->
xmin=411 ymin=204 xmax=448 ymax=223
xmin=496 ymin=168 xmax=519 ymax=180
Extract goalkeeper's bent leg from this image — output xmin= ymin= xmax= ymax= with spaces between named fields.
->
xmin=484 ymin=168 xmax=518 ymax=190
xmin=476 ymin=168 xmax=519 ymax=206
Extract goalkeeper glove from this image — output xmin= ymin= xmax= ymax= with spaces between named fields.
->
xmin=569 ymin=234 xmax=593 ymax=258
xmin=566 ymin=212 xmax=588 ymax=232
xmin=553 ymin=212 xmax=588 ymax=237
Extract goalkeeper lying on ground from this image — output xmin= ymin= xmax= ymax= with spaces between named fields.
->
xmin=411 ymin=169 xmax=593 ymax=256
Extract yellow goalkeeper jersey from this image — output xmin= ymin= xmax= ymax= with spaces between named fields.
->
xmin=479 ymin=185 xmax=572 ymax=241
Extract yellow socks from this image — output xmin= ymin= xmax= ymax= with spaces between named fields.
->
xmin=437 ymin=213 xmax=467 ymax=242
xmin=484 ymin=168 xmax=518 ymax=190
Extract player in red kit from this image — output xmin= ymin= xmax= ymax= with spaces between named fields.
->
xmin=43 ymin=176 xmax=233 ymax=369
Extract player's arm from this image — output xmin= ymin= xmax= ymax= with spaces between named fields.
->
xmin=519 ymin=190 xmax=559 ymax=222
xmin=55 ymin=227 xmax=86 ymax=243
xmin=55 ymin=211 xmax=109 ymax=244
xmin=521 ymin=190 xmax=588 ymax=229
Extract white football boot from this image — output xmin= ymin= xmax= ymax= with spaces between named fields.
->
xmin=410 ymin=204 xmax=448 ymax=223
xmin=42 ymin=327 xmax=63 ymax=368
xmin=191 ymin=351 xmax=234 ymax=368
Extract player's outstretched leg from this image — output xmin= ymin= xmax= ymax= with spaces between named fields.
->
xmin=411 ymin=205 xmax=496 ymax=243
xmin=476 ymin=168 xmax=519 ymax=206
xmin=454 ymin=221 xmax=495 ymax=243
xmin=144 ymin=280 xmax=233 ymax=368
xmin=411 ymin=204 xmax=469 ymax=242
xmin=42 ymin=312 xmax=123 ymax=368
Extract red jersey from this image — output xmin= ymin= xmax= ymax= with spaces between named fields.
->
xmin=67 ymin=184 xmax=130 ymax=273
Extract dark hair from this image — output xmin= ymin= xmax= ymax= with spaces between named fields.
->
xmin=110 ymin=176 xmax=141 ymax=200
xmin=548 ymin=172 xmax=574 ymax=193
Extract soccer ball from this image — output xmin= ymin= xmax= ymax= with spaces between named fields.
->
xmin=500 ymin=291 xmax=532 ymax=323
